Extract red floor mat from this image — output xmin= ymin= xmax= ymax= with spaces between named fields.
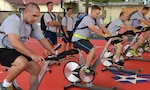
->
xmin=0 ymin=38 xmax=150 ymax=90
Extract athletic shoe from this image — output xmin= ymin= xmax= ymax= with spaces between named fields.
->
xmin=0 ymin=85 xmax=13 ymax=90
xmin=114 ymin=60 xmax=124 ymax=68
xmin=83 ymin=66 xmax=95 ymax=76
xmin=144 ymin=45 xmax=149 ymax=50
xmin=101 ymin=58 xmax=113 ymax=67
xmin=129 ymin=49 xmax=139 ymax=57
xmin=126 ymin=51 xmax=133 ymax=57
xmin=140 ymin=44 xmax=149 ymax=50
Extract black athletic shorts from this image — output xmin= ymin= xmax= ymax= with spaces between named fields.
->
xmin=73 ymin=39 xmax=93 ymax=54
xmin=44 ymin=30 xmax=57 ymax=45
xmin=0 ymin=48 xmax=32 ymax=67
xmin=62 ymin=31 xmax=73 ymax=43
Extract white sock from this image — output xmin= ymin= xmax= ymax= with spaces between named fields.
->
xmin=2 ymin=79 xmax=12 ymax=87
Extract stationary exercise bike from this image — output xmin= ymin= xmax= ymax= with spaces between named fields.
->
xmin=63 ymin=36 xmax=124 ymax=90
xmin=101 ymin=31 xmax=142 ymax=74
xmin=123 ymin=27 xmax=150 ymax=62
xmin=29 ymin=45 xmax=79 ymax=90
xmin=0 ymin=44 xmax=66 ymax=90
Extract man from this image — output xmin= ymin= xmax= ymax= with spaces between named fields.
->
xmin=128 ymin=7 xmax=150 ymax=56
xmin=72 ymin=5 xmax=111 ymax=75
xmin=56 ymin=13 xmax=62 ymax=36
xmin=0 ymin=3 xmax=55 ymax=89
xmin=76 ymin=12 xmax=82 ymax=18
xmin=61 ymin=7 xmax=74 ymax=57
xmin=43 ymin=2 xmax=60 ymax=56
xmin=107 ymin=11 xmax=138 ymax=67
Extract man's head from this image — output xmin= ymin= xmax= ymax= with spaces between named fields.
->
xmin=141 ymin=7 xmax=149 ymax=15
xmin=23 ymin=3 xmax=40 ymax=24
xmin=66 ymin=7 xmax=72 ymax=16
xmin=119 ymin=11 xmax=128 ymax=22
xmin=47 ymin=2 xmax=54 ymax=12
xmin=90 ymin=5 xmax=101 ymax=19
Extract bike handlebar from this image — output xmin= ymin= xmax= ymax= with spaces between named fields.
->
xmin=106 ymin=30 xmax=135 ymax=40
xmin=136 ymin=27 xmax=150 ymax=34
xmin=45 ymin=49 xmax=79 ymax=61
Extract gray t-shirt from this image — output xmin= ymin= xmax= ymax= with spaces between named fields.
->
xmin=71 ymin=15 xmax=101 ymax=42
xmin=107 ymin=18 xmax=125 ymax=35
xmin=44 ymin=12 xmax=58 ymax=32
xmin=61 ymin=16 xmax=73 ymax=31
xmin=128 ymin=11 xmax=147 ymax=28
xmin=0 ymin=13 xmax=44 ymax=48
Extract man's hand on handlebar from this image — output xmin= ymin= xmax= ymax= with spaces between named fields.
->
xmin=104 ymin=33 xmax=110 ymax=38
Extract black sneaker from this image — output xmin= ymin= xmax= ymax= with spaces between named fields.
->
xmin=83 ymin=66 xmax=95 ymax=76
xmin=114 ymin=60 xmax=124 ymax=68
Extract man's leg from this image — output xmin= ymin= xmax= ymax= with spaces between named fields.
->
xmin=114 ymin=43 xmax=123 ymax=62
xmin=142 ymin=31 xmax=150 ymax=49
xmin=67 ymin=42 xmax=76 ymax=57
xmin=68 ymin=31 xmax=74 ymax=50
xmin=73 ymin=40 xmax=95 ymax=75
xmin=68 ymin=42 xmax=72 ymax=50
xmin=86 ymin=47 xmax=96 ymax=67
xmin=113 ymin=36 xmax=127 ymax=67
xmin=114 ymin=36 xmax=127 ymax=62
xmin=83 ymin=47 xmax=96 ymax=75
xmin=114 ymin=43 xmax=124 ymax=67
xmin=143 ymin=31 xmax=150 ymax=41
xmin=3 ymin=56 xmax=30 ymax=88
xmin=44 ymin=31 xmax=56 ymax=56
xmin=130 ymin=34 xmax=145 ymax=56
xmin=62 ymin=42 xmax=67 ymax=52
xmin=62 ymin=33 xmax=68 ymax=52
xmin=134 ymin=34 xmax=145 ymax=50
xmin=25 ymin=61 xmax=41 ymax=86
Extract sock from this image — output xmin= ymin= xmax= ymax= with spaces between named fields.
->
xmin=83 ymin=65 xmax=88 ymax=69
xmin=2 ymin=79 xmax=12 ymax=87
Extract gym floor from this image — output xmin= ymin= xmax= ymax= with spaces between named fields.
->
xmin=0 ymin=38 xmax=150 ymax=90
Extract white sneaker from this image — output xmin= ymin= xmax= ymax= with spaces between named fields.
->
xmin=101 ymin=58 xmax=113 ymax=67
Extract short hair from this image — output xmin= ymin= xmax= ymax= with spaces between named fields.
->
xmin=47 ymin=2 xmax=53 ymax=6
xmin=143 ymin=7 xmax=149 ymax=11
xmin=119 ymin=11 xmax=126 ymax=17
xmin=91 ymin=5 xmax=101 ymax=11
xmin=66 ymin=7 xmax=72 ymax=11
xmin=25 ymin=2 xmax=40 ymax=11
